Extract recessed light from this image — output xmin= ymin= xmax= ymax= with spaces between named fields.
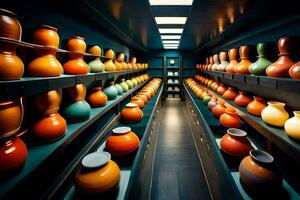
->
xmin=155 ymin=17 xmax=187 ymax=24
xmin=149 ymin=0 xmax=193 ymax=6
xmin=161 ymin=35 xmax=181 ymax=40
xmin=162 ymin=40 xmax=180 ymax=44
xmin=159 ymin=28 xmax=183 ymax=34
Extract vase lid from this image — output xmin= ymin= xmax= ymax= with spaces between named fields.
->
xmin=81 ymin=151 xmax=111 ymax=168
xmin=126 ymin=103 xmax=138 ymax=108
xmin=112 ymin=126 xmax=131 ymax=135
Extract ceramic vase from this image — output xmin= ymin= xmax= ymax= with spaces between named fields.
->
xmin=203 ymin=95 xmax=212 ymax=105
xmin=217 ymin=52 xmax=229 ymax=71
xmin=131 ymin=97 xmax=145 ymax=108
xmin=220 ymin=128 xmax=253 ymax=157
xmin=249 ymin=43 xmax=272 ymax=75
xmin=235 ymin=46 xmax=252 ymax=74
xmin=74 ymin=151 xmax=120 ymax=194
xmin=114 ymin=83 xmax=123 ymax=95
xmin=126 ymin=80 xmax=134 ymax=89
xmin=103 ymin=82 xmax=118 ymax=100
xmin=239 ymin=149 xmax=282 ymax=192
xmin=87 ymin=87 xmax=107 ymax=107
xmin=217 ymin=84 xmax=227 ymax=95
xmin=121 ymin=103 xmax=143 ymax=123
xmin=119 ymin=79 xmax=129 ymax=92
xmin=234 ymin=91 xmax=252 ymax=107
xmin=223 ymin=87 xmax=238 ymax=100
xmin=247 ymin=96 xmax=267 ymax=116
xmin=207 ymin=97 xmax=217 ymax=109
xmin=212 ymin=99 xmax=226 ymax=117
xmin=261 ymin=101 xmax=289 ymax=127
xmin=211 ymin=54 xmax=220 ymax=71
xmin=220 ymin=108 xmax=241 ymax=128
xmin=284 ymin=111 xmax=300 ymax=140
xmin=88 ymin=45 xmax=104 ymax=73
xmin=226 ymin=48 xmax=239 ymax=73
xmin=63 ymin=36 xmax=89 ymax=74
xmin=106 ymin=127 xmax=140 ymax=157
xmin=266 ymin=37 xmax=295 ymax=77
xmin=117 ymin=53 xmax=127 ymax=70
xmin=289 ymin=61 xmax=300 ymax=79
xmin=130 ymin=57 xmax=138 ymax=70
xmin=208 ymin=56 xmax=214 ymax=71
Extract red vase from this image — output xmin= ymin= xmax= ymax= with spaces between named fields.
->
xmin=223 ymin=87 xmax=238 ymax=100
xmin=212 ymin=99 xmax=226 ymax=117
xmin=220 ymin=107 xmax=241 ymax=128
xmin=289 ymin=61 xmax=300 ymax=79
xmin=234 ymin=91 xmax=252 ymax=107
xmin=266 ymin=37 xmax=295 ymax=77
xmin=247 ymin=96 xmax=267 ymax=116
xmin=220 ymin=128 xmax=253 ymax=157
xmin=217 ymin=84 xmax=227 ymax=95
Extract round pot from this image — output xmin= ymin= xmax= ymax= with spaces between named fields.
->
xmin=87 ymin=87 xmax=107 ymax=107
xmin=114 ymin=83 xmax=123 ymax=95
xmin=220 ymin=108 xmax=241 ymax=128
xmin=121 ymin=103 xmax=143 ymax=123
xmin=234 ymin=91 xmax=252 ymax=107
xmin=217 ymin=84 xmax=227 ymax=95
xmin=235 ymin=46 xmax=252 ymax=74
xmin=247 ymin=96 xmax=267 ymax=116
xmin=284 ymin=111 xmax=300 ymax=140
xmin=32 ymin=113 xmax=67 ymax=142
xmin=134 ymin=94 xmax=147 ymax=104
xmin=106 ymin=127 xmax=140 ymax=156
xmin=75 ymin=151 xmax=120 ymax=194
xmin=223 ymin=87 xmax=238 ymax=100
xmin=249 ymin=43 xmax=272 ymax=75
xmin=103 ymin=84 xmax=118 ymax=100
xmin=88 ymin=45 xmax=101 ymax=56
xmin=67 ymin=36 xmax=86 ymax=53
xmin=203 ymin=95 xmax=211 ymax=105
xmin=88 ymin=59 xmax=104 ymax=73
xmin=289 ymin=61 xmax=300 ymax=79
xmin=217 ymin=52 xmax=229 ymax=72
xmin=138 ymin=91 xmax=151 ymax=100
xmin=119 ymin=79 xmax=129 ymax=92
xmin=220 ymin=128 xmax=253 ymax=157
xmin=131 ymin=78 xmax=138 ymax=86
xmin=125 ymin=80 xmax=134 ymax=89
xmin=33 ymin=25 xmax=59 ymax=47
xmin=104 ymin=60 xmax=116 ymax=71
xmin=63 ymin=58 xmax=89 ymax=75
xmin=239 ymin=149 xmax=282 ymax=191
xmin=67 ymin=84 xmax=86 ymax=102
xmin=114 ymin=60 xmax=122 ymax=70
xmin=0 ymin=136 xmax=27 ymax=173
xmin=0 ymin=99 xmax=23 ymax=138
xmin=212 ymin=99 xmax=226 ymax=117
xmin=105 ymin=49 xmax=114 ymax=59
xmin=35 ymin=90 xmax=61 ymax=114
xmin=261 ymin=101 xmax=289 ymax=127
xmin=62 ymin=100 xmax=91 ymax=122
xmin=226 ymin=48 xmax=238 ymax=73
xmin=0 ymin=9 xmax=22 ymax=40
xmin=131 ymin=96 xmax=145 ymax=108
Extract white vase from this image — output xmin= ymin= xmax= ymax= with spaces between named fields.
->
xmin=284 ymin=111 xmax=300 ymax=140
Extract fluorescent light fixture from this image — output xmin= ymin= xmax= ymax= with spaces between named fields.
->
xmin=149 ymin=0 xmax=193 ymax=6
xmin=162 ymin=40 xmax=180 ymax=44
xmin=159 ymin=28 xmax=183 ymax=34
xmin=155 ymin=17 xmax=187 ymax=24
xmin=164 ymin=46 xmax=178 ymax=49
xmin=164 ymin=45 xmax=179 ymax=48
xmin=161 ymin=35 xmax=181 ymax=40
xmin=163 ymin=44 xmax=179 ymax=47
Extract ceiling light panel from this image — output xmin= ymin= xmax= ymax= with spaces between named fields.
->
xmin=161 ymin=35 xmax=181 ymax=39
xmin=162 ymin=40 xmax=180 ymax=44
xmin=155 ymin=17 xmax=187 ymax=24
xmin=149 ymin=0 xmax=193 ymax=6
xmin=159 ymin=28 xmax=183 ymax=34
xmin=164 ymin=46 xmax=178 ymax=49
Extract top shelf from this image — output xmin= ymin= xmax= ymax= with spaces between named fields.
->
xmin=0 ymin=69 xmax=146 ymax=99
xmin=198 ymin=69 xmax=300 ymax=93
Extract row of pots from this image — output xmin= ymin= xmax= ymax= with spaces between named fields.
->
xmin=196 ymin=37 xmax=300 ymax=79
xmin=0 ymin=74 xmax=149 ymax=174
xmin=0 ymin=8 xmax=148 ymax=80
xmin=74 ymin=78 xmax=162 ymax=195
xmin=193 ymin=75 xmax=300 ymax=141
xmin=185 ymin=78 xmax=282 ymax=193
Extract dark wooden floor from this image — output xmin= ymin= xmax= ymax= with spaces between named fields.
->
xmin=151 ymin=99 xmax=211 ymax=200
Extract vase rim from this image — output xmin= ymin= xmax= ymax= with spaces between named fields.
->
xmin=0 ymin=8 xmax=17 ymax=17
xmin=267 ymin=101 xmax=285 ymax=106
xmin=38 ymin=25 xmax=58 ymax=32
xmin=81 ymin=151 xmax=111 ymax=169
xmin=250 ymin=149 xmax=274 ymax=164
xmin=71 ymin=36 xmax=85 ymax=40
xmin=227 ymin=128 xmax=247 ymax=137
xmin=112 ymin=126 xmax=131 ymax=135
xmin=126 ymin=103 xmax=139 ymax=108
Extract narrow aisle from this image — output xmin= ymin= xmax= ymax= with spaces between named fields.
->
xmin=151 ymin=99 xmax=211 ymax=200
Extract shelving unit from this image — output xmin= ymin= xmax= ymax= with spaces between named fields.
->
xmin=183 ymin=82 xmax=300 ymax=199
xmin=163 ymin=56 xmax=182 ymax=98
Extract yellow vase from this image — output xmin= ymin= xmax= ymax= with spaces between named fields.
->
xmin=284 ymin=111 xmax=300 ymax=140
xmin=261 ymin=101 xmax=289 ymax=127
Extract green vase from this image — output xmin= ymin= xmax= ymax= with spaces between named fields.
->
xmin=88 ymin=59 xmax=104 ymax=73
xmin=203 ymin=95 xmax=211 ymax=104
xmin=62 ymin=100 xmax=91 ymax=122
xmin=103 ymin=83 xmax=118 ymax=100
xmin=249 ymin=43 xmax=272 ymax=75
xmin=120 ymin=79 xmax=129 ymax=92
xmin=125 ymin=80 xmax=134 ymax=89
xmin=115 ymin=83 xmax=123 ymax=95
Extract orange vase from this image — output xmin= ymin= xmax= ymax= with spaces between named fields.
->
xmin=63 ymin=36 xmax=89 ymax=75
xmin=223 ymin=87 xmax=238 ymax=100
xmin=217 ymin=84 xmax=227 ymax=95
xmin=35 ymin=90 xmax=61 ymax=114
xmin=234 ymin=91 xmax=252 ymax=107
xmin=247 ymin=96 xmax=267 ymax=116
xmin=67 ymin=84 xmax=86 ymax=101
xmin=104 ymin=49 xmax=116 ymax=71
xmin=121 ymin=103 xmax=143 ymax=123
xmin=138 ymin=91 xmax=151 ymax=100
xmin=87 ymin=87 xmax=108 ymax=107
xmin=235 ymin=46 xmax=252 ymax=74
xmin=289 ymin=61 xmax=300 ymax=79
xmin=106 ymin=127 xmax=140 ymax=157
xmin=212 ymin=99 xmax=226 ymax=117
xmin=226 ymin=48 xmax=238 ymax=73
xmin=130 ymin=57 xmax=138 ymax=70
xmin=135 ymin=94 xmax=148 ymax=104
xmin=266 ymin=37 xmax=295 ymax=77
xmin=219 ymin=108 xmax=241 ymax=128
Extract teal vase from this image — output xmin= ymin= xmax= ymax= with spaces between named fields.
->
xmin=88 ymin=59 xmax=104 ymax=73
xmin=120 ymin=79 xmax=129 ymax=92
xmin=125 ymin=80 xmax=134 ymax=89
xmin=103 ymin=83 xmax=118 ymax=100
xmin=203 ymin=95 xmax=211 ymax=105
xmin=62 ymin=100 xmax=91 ymax=122
xmin=115 ymin=83 xmax=123 ymax=95
xmin=249 ymin=43 xmax=272 ymax=75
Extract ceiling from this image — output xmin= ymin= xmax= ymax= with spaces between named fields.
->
xmin=79 ymin=0 xmax=254 ymax=51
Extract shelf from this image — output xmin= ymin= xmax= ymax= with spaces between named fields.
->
xmin=61 ymin=83 xmax=163 ymax=200
xmin=198 ymin=69 xmax=300 ymax=93
xmin=195 ymin=80 xmax=300 ymax=162
xmin=0 ymin=69 xmax=147 ymax=99
xmin=0 ymin=80 xmax=149 ymax=199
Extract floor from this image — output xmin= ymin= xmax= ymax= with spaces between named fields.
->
xmin=150 ymin=99 xmax=211 ymax=200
